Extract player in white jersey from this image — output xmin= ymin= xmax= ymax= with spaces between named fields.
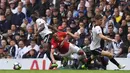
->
xmin=35 ymin=18 xmax=62 ymax=69
xmin=35 ymin=18 xmax=52 ymax=43
xmin=90 ymin=26 xmax=102 ymax=50
xmin=88 ymin=15 xmax=125 ymax=69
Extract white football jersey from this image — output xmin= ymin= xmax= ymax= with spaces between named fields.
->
xmin=90 ymin=26 xmax=102 ymax=50
xmin=36 ymin=18 xmax=52 ymax=39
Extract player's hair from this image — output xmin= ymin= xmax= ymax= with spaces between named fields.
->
xmin=94 ymin=15 xmax=103 ymax=20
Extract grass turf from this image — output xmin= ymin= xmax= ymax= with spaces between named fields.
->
xmin=0 ymin=70 xmax=130 ymax=73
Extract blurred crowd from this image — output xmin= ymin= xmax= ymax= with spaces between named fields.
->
xmin=0 ymin=0 xmax=130 ymax=59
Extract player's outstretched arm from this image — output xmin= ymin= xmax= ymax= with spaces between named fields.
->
xmin=98 ymin=33 xmax=116 ymax=42
xmin=50 ymin=49 xmax=56 ymax=64
xmin=48 ymin=25 xmax=60 ymax=32
xmin=50 ymin=48 xmax=58 ymax=69
xmin=66 ymin=31 xmax=77 ymax=39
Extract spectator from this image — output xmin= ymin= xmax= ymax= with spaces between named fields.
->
xmin=51 ymin=17 xmax=59 ymax=28
xmin=8 ymin=40 xmax=19 ymax=58
xmin=82 ymin=37 xmax=91 ymax=56
xmin=1 ymin=0 xmax=7 ymax=3
xmin=18 ymin=1 xmax=27 ymax=16
xmin=66 ymin=11 xmax=72 ymax=21
xmin=22 ymin=49 xmax=37 ymax=58
xmin=121 ymin=20 xmax=128 ymax=35
xmin=11 ymin=5 xmax=25 ymax=27
xmin=27 ymin=39 xmax=39 ymax=52
xmin=118 ymin=5 xmax=124 ymax=17
xmin=59 ymin=4 xmax=67 ymax=17
xmin=76 ymin=26 xmax=86 ymax=47
xmin=0 ymin=46 xmax=7 ymax=58
xmin=61 ymin=16 xmax=67 ymax=23
xmin=9 ymin=1 xmax=17 ymax=14
xmin=128 ymin=26 xmax=130 ymax=33
xmin=24 ymin=0 xmax=31 ymax=17
xmin=1 ymin=39 xmax=10 ymax=54
xmin=26 ymin=26 xmax=34 ymax=45
xmin=6 ymin=30 xmax=13 ymax=43
xmin=11 ymin=24 xmax=17 ymax=35
xmin=21 ymin=18 xmax=29 ymax=30
xmin=17 ymin=40 xmax=28 ymax=58
xmin=77 ymin=0 xmax=85 ymax=10
xmin=113 ymin=8 xmax=122 ymax=25
xmin=111 ymin=34 xmax=124 ymax=57
xmin=45 ymin=9 xmax=52 ymax=25
xmin=118 ymin=27 xmax=127 ymax=42
xmin=95 ymin=7 xmax=102 ymax=16
xmin=0 ymin=2 xmax=6 ymax=12
xmin=122 ymin=33 xmax=130 ymax=57
xmin=5 ymin=8 xmax=13 ymax=24
xmin=78 ymin=11 xmax=85 ymax=22
xmin=36 ymin=43 xmax=49 ymax=58
xmin=38 ymin=0 xmax=49 ymax=17
xmin=127 ymin=47 xmax=130 ymax=58
xmin=0 ymin=15 xmax=11 ymax=34
xmin=124 ymin=2 xmax=130 ymax=15
xmin=19 ymin=28 xmax=26 ymax=41
xmin=125 ymin=15 xmax=130 ymax=26
xmin=52 ymin=8 xmax=62 ymax=24
xmin=27 ymin=0 xmax=39 ymax=17
xmin=106 ymin=24 xmax=115 ymax=39
xmin=14 ymin=34 xmax=21 ymax=44
xmin=69 ymin=20 xmax=79 ymax=33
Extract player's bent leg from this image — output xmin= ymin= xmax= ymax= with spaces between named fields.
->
xmin=69 ymin=43 xmax=86 ymax=58
xmin=78 ymin=50 xmax=86 ymax=56
xmin=101 ymin=50 xmax=125 ymax=69
xmin=101 ymin=50 xmax=113 ymax=58
xmin=69 ymin=43 xmax=88 ymax=64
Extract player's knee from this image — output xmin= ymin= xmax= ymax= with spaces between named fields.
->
xmin=108 ymin=53 xmax=113 ymax=58
xmin=78 ymin=50 xmax=84 ymax=55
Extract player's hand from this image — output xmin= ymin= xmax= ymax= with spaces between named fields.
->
xmin=52 ymin=60 xmax=56 ymax=64
xmin=34 ymin=33 xmax=38 ymax=37
xmin=52 ymin=63 xmax=58 ymax=67
xmin=34 ymin=34 xmax=38 ymax=38
xmin=111 ymin=39 xmax=117 ymax=43
xmin=49 ymin=63 xmax=58 ymax=70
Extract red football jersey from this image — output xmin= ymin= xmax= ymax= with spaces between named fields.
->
xmin=51 ymin=32 xmax=69 ymax=54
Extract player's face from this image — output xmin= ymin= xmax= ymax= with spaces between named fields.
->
xmin=98 ymin=19 xmax=102 ymax=25
xmin=95 ymin=18 xmax=102 ymax=25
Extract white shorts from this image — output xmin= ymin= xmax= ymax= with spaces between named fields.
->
xmin=60 ymin=43 xmax=81 ymax=57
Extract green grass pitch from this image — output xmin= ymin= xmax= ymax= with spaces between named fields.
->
xmin=0 ymin=70 xmax=130 ymax=73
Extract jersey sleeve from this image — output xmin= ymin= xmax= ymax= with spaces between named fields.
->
xmin=95 ymin=26 xmax=102 ymax=34
xmin=59 ymin=32 xmax=67 ymax=38
xmin=51 ymin=38 xmax=58 ymax=49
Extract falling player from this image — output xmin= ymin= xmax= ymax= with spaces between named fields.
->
xmin=50 ymin=31 xmax=88 ymax=69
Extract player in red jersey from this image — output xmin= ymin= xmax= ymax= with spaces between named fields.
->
xmin=50 ymin=31 xmax=88 ymax=68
